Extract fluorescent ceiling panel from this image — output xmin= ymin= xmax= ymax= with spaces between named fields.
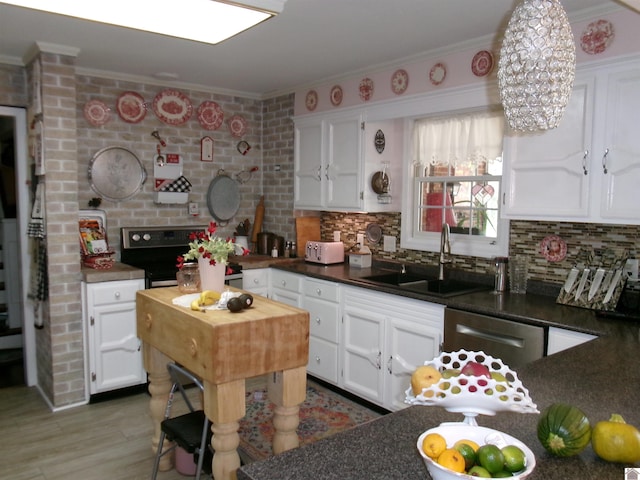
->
xmin=1 ymin=0 xmax=285 ymax=44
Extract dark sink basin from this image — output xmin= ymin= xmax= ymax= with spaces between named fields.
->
xmin=355 ymin=272 xmax=490 ymax=298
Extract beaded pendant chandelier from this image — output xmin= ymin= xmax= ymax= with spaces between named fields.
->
xmin=498 ymin=0 xmax=576 ymax=132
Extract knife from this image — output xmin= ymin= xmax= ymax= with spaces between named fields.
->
xmin=563 ymin=267 xmax=580 ymax=294
xmin=599 ymin=269 xmax=615 ymax=297
xmin=574 ymin=268 xmax=591 ymax=301
xmin=603 ymin=269 xmax=623 ymax=304
xmin=588 ymin=267 xmax=605 ymax=301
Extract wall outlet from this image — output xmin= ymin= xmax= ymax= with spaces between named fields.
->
xmin=188 ymin=202 xmax=199 ymax=216
xmin=356 ymin=233 xmax=365 ymax=247
xmin=333 ymin=231 xmax=341 ymax=242
xmin=383 ymin=235 xmax=397 ymax=252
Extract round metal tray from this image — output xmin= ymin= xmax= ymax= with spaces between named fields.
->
xmin=88 ymin=146 xmax=146 ymax=201
xmin=206 ymin=171 xmax=240 ymax=224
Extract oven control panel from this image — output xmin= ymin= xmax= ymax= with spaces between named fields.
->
xmin=121 ymin=225 xmax=207 ymax=249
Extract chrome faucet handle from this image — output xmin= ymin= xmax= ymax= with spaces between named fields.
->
xmin=401 ymin=264 xmax=406 ymax=274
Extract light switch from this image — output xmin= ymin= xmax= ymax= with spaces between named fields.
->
xmin=383 ymin=235 xmax=396 ymax=252
xmin=333 ymin=231 xmax=341 ymax=242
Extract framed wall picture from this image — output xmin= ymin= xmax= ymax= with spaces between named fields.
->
xmin=201 ymin=136 xmax=213 ymax=162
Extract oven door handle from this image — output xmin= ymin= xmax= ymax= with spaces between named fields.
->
xmin=150 ymin=279 xmax=178 ymax=288
xmin=455 ymin=324 xmax=525 ymax=349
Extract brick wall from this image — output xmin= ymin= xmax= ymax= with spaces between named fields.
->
xmin=0 ymin=63 xmax=27 ymax=106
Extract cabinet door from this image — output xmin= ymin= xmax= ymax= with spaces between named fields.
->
xmin=599 ymin=67 xmax=640 ymax=222
xmin=294 ymin=121 xmax=324 ymax=209
xmin=242 ymin=268 xmax=270 ymax=297
xmin=342 ymin=292 xmax=385 ymax=406
xmin=326 ymin=115 xmax=362 ymax=210
xmin=502 ymin=78 xmax=594 ymax=220
xmin=385 ymin=317 xmax=442 ymax=411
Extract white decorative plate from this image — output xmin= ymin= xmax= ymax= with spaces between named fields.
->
xmin=84 ymin=100 xmax=111 ymax=127
xmin=116 ymin=91 xmax=146 ymax=123
xmin=359 ymin=77 xmax=374 ymax=101
xmin=391 ymin=68 xmax=409 ymax=94
xmin=581 ymin=19 xmax=614 ymax=55
xmin=429 ymin=63 xmax=447 ymax=86
xmin=471 ymin=50 xmax=494 ymax=77
xmin=152 ymin=89 xmax=193 ymax=125
xmin=228 ymin=115 xmax=247 ymax=138
xmin=305 ymin=90 xmax=318 ymax=111
xmin=197 ymin=101 xmax=224 ymax=130
xmin=330 ymin=85 xmax=343 ymax=106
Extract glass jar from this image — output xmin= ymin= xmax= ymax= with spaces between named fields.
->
xmin=176 ymin=263 xmax=200 ymax=293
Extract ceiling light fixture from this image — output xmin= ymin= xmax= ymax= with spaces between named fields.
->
xmin=1 ymin=0 xmax=286 ymax=44
xmin=497 ymin=0 xmax=576 ymax=132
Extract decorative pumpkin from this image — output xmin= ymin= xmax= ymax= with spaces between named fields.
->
xmin=537 ymin=403 xmax=591 ymax=456
xmin=591 ymin=414 xmax=640 ymax=464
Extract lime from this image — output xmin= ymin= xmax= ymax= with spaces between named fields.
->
xmin=477 ymin=444 xmax=505 ymax=474
xmin=467 ymin=465 xmax=491 ymax=477
xmin=502 ymin=445 xmax=526 ymax=472
xmin=493 ymin=470 xmax=514 ymax=477
xmin=454 ymin=442 xmax=476 ymax=470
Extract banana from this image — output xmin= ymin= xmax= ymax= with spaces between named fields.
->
xmin=199 ymin=290 xmax=221 ymax=306
xmin=190 ymin=299 xmax=203 ymax=311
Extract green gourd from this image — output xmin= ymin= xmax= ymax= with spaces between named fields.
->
xmin=537 ymin=403 xmax=591 ymax=456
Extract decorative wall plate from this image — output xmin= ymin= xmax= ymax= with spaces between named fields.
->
xmin=391 ymin=69 xmax=409 ymax=94
xmin=197 ymin=101 xmax=224 ymax=130
xmin=580 ymin=19 xmax=614 ymax=55
xmin=305 ymin=90 xmax=318 ymax=111
xmin=471 ymin=50 xmax=494 ymax=77
xmin=429 ymin=63 xmax=447 ymax=86
xmin=359 ymin=77 xmax=374 ymax=101
xmin=330 ymin=85 xmax=343 ymax=106
xmin=152 ymin=89 xmax=192 ymax=125
xmin=84 ymin=100 xmax=111 ymax=126
xmin=116 ymin=91 xmax=146 ymax=123
xmin=228 ymin=115 xmax=247 ymax=138
xmin=540 ymin=235 xmax=567 ymax=262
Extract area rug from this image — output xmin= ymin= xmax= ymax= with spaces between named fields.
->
xmin=238 ymin=381 xmax=382 ymax=463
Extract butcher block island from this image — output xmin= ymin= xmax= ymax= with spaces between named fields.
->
xmin=136 ymin=287 xmax=310 ymax=480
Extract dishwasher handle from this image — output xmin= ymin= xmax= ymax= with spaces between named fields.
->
xmin=455 ymin=323 xmax=525 ymax=349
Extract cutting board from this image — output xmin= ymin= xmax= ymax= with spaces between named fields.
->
xmin=295 ymin=216 xmax=321 ymax=257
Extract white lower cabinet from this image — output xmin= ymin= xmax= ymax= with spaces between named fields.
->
xmin=341 ymin=285 xmax=444 ymax=411
xmin=270 ymin=270 xmax=303 ymax=307
xmin=82 ymin=279 xmax=146 ymax=395
xmin=547 ymin=327 xmax=597 ymax=356
xmin=242 ymin=268 xmax=270 ymax=297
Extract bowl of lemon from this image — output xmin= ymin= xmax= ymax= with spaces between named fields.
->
xmin=417 ymin=423 xmax=535 ymax=479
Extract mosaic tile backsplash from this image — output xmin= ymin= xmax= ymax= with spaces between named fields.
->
xmin=321 ymin=212 xmax=639 ymax=286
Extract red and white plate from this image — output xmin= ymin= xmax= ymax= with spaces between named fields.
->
xmin=429 ymin=63 xmax=447 ymax=86
xmin=540 ymin=235 xmax=567 ymax=263
xmin=228 ymin=115 xmax=247 ymax=138
xmin=152 ymin=89 xmax=193 ymax=125
xmin=305 ymin=90 xmax=318 ymax=111
xmin=359 ymin=77 xmax=374 ymax=101
xmin=116 ymin=91 xmax=146 ymax=123
xmin=581 ymin=19 xmax=614 ymax=55
xmin=471 ymin=50 xmax=494 ymax=77
xmin=84 ymin=100 xmax=111 ymax=127
xmin=330 ymin=85 xmax=343 ymax=106
xmin=391 ymin=69 xmax=409 ymax=95
xmin=197 ymin=101 xmax=224 ymax=130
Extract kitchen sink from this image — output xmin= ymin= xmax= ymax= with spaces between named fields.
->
xmin=355 ymin=272 xmax=490 ymax=297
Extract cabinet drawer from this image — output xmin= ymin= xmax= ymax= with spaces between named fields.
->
xmin=308 ymin=337 xmax=339 ymax=383
xmin=243 ymin=268 xmax=269 ymax=290
xmin=305 ymin=297 xmax=340 ymax=343
xmin=271 ymin=270 xmax=302 ymax=293
xmin=89 ymin=280 xmax=143 ymax=306
xmin=304 ymin=278 xmax=340 ymax=303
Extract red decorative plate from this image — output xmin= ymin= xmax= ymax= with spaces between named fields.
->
xmin=197 ymin=101 xmax=224 ymax=130
xmin=359 ymin=77 xmax=374 ymax=101
xmin=391 ymin=69 xmax=409 ymax=95
xmin=471 ymin=50 xmax=494 ymax=77
xmin=228 ymin=115 xmax=247 ymax=138
xmin=580 ymin=19 xmax=614 ymax=55
xmin=84 ymin=100 xmax=111 ymax=126
xmin=330 ymin=85 xmax=343 ymax=106
xmin=540 ymin=235 xmax=567 ymax=262
xmin=429 ymin=63 xmax=447 ymax=86
xmin=305 ymin=90 xmax=318 ymax=111
xmin=152 ymin=89 xmax=192 ymax=125
xmin=116 ymin=91 xmax=146 ymax=123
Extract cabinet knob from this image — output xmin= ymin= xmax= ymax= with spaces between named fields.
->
xmin=281 ymin=280 xmax=287 ymax=286
xmin=253 ymin=278 xmax=259 ymax=284
xmin=315 ymin=356 xmax=321 ymax=363
xmin=316 ymin=288 xmax=322 ymax=296
xmin=114 ymin=291 xmax=120 ymax=299
xmin=315 ymin=317 xmax=321 ymax=324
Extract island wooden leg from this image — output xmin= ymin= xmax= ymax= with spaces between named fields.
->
xmin=267 ymin=366 xmax=307 ymax=454
xmin=143 ymin=343 xmax=173 ymax=471
xmin=204 ymin=378 xmax=245 ymax=480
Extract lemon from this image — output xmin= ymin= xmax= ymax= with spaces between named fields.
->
xmin=422 ymin=433 xmax=447 ymax=460
xmin=437 ymin=448 xmax=466 ymax=473
xmin=454 ymin=438 xmax=480 ymax=452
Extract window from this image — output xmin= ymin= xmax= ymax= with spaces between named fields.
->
xmin=402 ymin=109 xmax=508 ymax=258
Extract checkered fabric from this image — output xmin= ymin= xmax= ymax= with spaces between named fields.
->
xmin=160 ymin=176 xmax=192 ymax=192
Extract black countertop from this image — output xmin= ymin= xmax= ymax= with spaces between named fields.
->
xmin=238 ymin=261 xmax=640 ymax=479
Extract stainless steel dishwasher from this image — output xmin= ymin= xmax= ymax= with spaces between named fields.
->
xmin=443 ymin=308 xmax=545 ymax=367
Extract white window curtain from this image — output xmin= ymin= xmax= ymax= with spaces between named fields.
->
xmin=413 ymin=110 xmax=504 ymax=169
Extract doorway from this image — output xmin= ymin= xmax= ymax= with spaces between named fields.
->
xmin=0 ymin=106 xmax=36 ymax=387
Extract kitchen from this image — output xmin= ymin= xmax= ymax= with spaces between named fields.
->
xmin=1 ymin=0 xmax=640 ymax=478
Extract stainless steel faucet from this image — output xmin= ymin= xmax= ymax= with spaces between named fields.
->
xmin=439 ymin=223 xmax=451 ymax=281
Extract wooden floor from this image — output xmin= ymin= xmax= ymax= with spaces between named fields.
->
xmin=0 ymin=377 xmax=267 ymax=480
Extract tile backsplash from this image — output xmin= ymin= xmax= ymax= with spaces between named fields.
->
xmin=321 ymin=212 xmax=639 ymax=286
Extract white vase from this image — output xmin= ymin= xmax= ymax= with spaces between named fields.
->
xmin=198 ymin=257 xmax=226 ymax=292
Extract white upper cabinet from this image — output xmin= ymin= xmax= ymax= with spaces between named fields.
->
xmin=294 ymin=111 xmax=402 ymax=212
xmin=502 ymin=58 xmax=640 ymax=224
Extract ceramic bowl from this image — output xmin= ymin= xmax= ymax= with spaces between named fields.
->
xmin=416 ymin=423 xmax=535 ymax=480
